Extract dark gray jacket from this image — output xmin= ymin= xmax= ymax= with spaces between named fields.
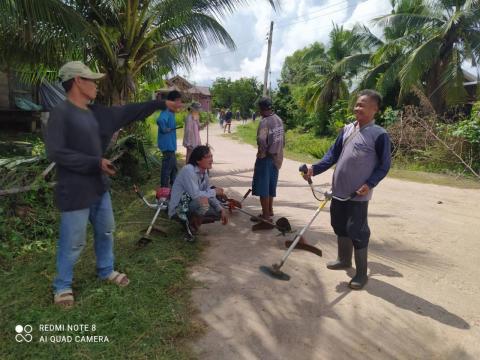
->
xmin=45 ymin=100 xmax=166 ymax=211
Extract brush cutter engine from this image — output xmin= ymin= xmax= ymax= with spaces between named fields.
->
xmin=133 ymin=185 xmax=174 ymax=246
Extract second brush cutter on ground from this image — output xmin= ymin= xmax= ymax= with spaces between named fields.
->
xmin=133 ymin=185 xmax=171 ymax=247
xmin=219 ymin=189 xmax=292 ymax=235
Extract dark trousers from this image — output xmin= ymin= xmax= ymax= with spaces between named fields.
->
xmin=160 ymin=151 xmax=177 ymax=187
xmin=330 ymin=199 xmax=370 ymax=249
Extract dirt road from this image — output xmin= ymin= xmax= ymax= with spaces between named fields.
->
xmin=189 ymin=122 xmax=480 ymax=360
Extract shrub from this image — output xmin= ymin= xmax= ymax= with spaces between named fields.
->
xmin=379 ymin=107 xmax=401 ymax=128
xmin=328 ymin=100 xmax=354 ymax=134
xmin=449 ymin=102 xmax=480 ymax=144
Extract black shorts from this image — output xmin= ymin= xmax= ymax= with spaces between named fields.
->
xmin=330 ymin=199 xmax=370 ymax=249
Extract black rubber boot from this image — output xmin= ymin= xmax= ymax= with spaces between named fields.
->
xmin=349 ymin=247 xmax=368 ymax=290
xmin=326 ymin=236 xmax=353 ymax=269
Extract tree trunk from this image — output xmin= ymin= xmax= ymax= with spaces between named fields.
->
xmin=426 ymin=63 xmax=446 ymax=114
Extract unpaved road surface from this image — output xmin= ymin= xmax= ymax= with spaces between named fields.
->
xmin=189 ymin=123 xmax=480 ymax=360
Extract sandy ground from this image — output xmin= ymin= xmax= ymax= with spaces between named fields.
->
xmin=188 ymin=122 xmax=480 ymax=360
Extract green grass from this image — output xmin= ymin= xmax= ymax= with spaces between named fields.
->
xmin=234 ymin=122 xmax=480 ymax=189
xmin=234 ymin=122 xmax=332 ymax=165
xmin=0 ymin=162 xmax=204 ymax=359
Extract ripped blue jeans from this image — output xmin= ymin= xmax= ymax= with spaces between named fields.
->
xmin=53 ymin=191 xmax=115 ymax=294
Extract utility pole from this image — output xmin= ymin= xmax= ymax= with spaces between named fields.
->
xmin=206 ymin=111 xmax=210 ymax=146
xmin=263 ymin=21 xmax=274 ymax=97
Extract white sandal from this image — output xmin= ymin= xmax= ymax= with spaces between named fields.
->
xmin=54 ymin=291 xmax=74 ymax=308
xmin=107 ymin=271 xmax=130 ymax=287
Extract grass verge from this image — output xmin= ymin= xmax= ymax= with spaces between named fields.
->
xmin=234 ymin=122 xmax=480 ymax=189
xmin=0 ymin=161 xmax=203 ymax=359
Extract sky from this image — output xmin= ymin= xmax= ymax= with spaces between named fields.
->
xmin=178 ymin=0 xmax=394 ymax=88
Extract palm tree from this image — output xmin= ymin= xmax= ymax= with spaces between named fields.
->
xmin=304 ymin=25 xmax=365 ymax=113
xmin=376 ymin=0 xmax=480 ymax=113
xmin=0 ymin=0 xmax=279 ymax=104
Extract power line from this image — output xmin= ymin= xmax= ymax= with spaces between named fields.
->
xmin=273 ymin=0 xmax=350 ymax=27
xmin=275 ymin=4 xmax=358 ymax=30
xmin=200 ymin=3 xmax=358 ymax=60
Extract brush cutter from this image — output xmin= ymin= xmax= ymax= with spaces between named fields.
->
xmin=133 ymin=185 xmax=171 ymax=247
xmin=219 ymin=189 xmax=292 ymax=235
xmin=259 ymin=164 xmax=357 ymax=281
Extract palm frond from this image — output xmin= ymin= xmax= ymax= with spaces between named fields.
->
xmin=377 ymin=54 xmax=406 ymax=94
xmin=374 ymin=12 xmax=442 ymax=34
xmin=435 ymin=50 xmax=468 ymax=105
xmin=333 ymin=53 xmax=372 ymax=76
xmin=351 ymin=24 xmax=384 ymax=49
xmin=399 ymin=35 xmax=442 ymax=96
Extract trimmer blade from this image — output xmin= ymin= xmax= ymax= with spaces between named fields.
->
xmin=285 ymin=239 xmax=323 ymax=257
xmin=259 ymin=265 xmax=290 ymax=281
xmin=136 ymin=237 xmax=152 ymax=248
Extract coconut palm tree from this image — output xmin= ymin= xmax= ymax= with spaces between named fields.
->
xmin=376 ymin=0 xmax=480 ymax=113
xmin=304 ymin=25 xmax=366 ymax=113
xmin=0 ymin=0 xmax=279 ymax=104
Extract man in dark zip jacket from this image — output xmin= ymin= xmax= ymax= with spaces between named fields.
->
xmin=45 ymin=61 xmax=181 ymax=307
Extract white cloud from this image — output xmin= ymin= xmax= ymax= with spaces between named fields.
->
xmin=183 ymin=0 xmax=392 ymax=87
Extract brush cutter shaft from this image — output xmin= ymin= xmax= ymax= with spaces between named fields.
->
xmin=145 ymin=207 xmax=162 ymax=236
xmin=278 ymin=198 xmax=329 ymax=267
xmin=133 ymin=185 xmax=168 ymax=210
xmin=225 ymin=205 xmax=277 ymax=227
xmin=241 ymin=189 xmax=252 ymax=202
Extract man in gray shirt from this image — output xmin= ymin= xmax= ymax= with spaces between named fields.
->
xmin=45 ymin=61 xmax=181 ymax=307
xmin=303 ymin=90 xmax=391 ymax=290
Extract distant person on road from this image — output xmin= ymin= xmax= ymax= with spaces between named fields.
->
xmin=302 ymin=89 xmax=391 ymax=290
xmin=241 ymin=112 xmax=247 ymax=125
xmin=252 ymin=111 xmax=257 ymax=122
xmin=157 ymin=90 xmax=183 ymax=188
xmin=183 ymin=102 xmax=202 ymax=163
xmin=251 ymin=97 xmax=285 ymax=231
xmin=219 ymin=108 xmax=225 ymax=128
xmin=224 ymin=108 xmax=233 ymax=133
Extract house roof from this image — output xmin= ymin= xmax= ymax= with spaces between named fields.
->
xmin=189 ymin=86 xmax=210 ymax=96
xmin=157 ymin=75 xmax=210 ymax=96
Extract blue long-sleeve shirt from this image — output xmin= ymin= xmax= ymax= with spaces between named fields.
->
xmin=312 ymin=121 xmax=391 ymax=201
xmin=157 ymin=109 xmax=177 ymax=151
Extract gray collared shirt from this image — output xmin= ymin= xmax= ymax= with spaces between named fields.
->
xmin=168 ymin=164 xmax=221 ymax=218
